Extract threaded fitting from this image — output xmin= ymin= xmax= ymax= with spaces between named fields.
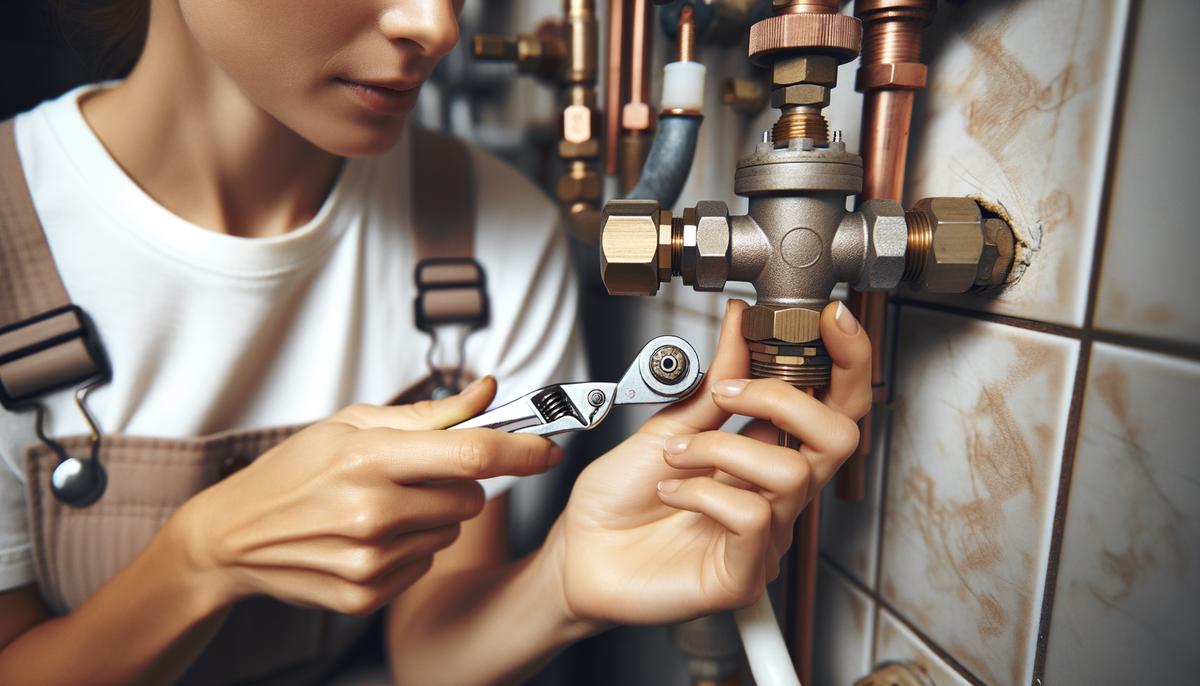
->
xmin=903 ymin=208 xmax=932 ymax=282
xmin=772 ymin=108 xmax=829 ymax=146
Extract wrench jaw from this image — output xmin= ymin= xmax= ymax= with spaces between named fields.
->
xmin=614 ymin=335 xmax=704 ymax=406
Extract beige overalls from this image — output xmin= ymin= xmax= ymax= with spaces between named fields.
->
xmin=0 ymin=118 xmax=490 ymax=685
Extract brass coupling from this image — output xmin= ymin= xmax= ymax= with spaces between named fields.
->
xmin=854 ymin=0 xmax=935 ymax=92
xmin=902 ymin=197 xmax=1016 ymax=291
xmin=473 ymin=21 xmax=566 ymax=84
xmin=599 ymin=199 xmax=732 ymax=295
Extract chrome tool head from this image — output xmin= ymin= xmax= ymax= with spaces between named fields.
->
xmin=448 ymin=335 xmax=704 ymax=438
xmin=613 ymin=335 xmax=704 ymax=406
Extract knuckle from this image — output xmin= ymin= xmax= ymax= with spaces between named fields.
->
xmin=745 ymin=497 xmax=772 ymax=534
xmin=779 ymin=458 xmax=810 ymax=492
xmin=344 ymin=547 xmax=383 ymax=583
xmin=459 ymin=483 xmax=486 ymax=518
xmin=455 ymin=436 xmax=489 ymax=476
xmin=337 ymin=585 xmax=379 ymax=616
xmin=348 ymin=508 xmax=385 ymax=540
xmin=831 ymin=417 xmax=861 ymax=457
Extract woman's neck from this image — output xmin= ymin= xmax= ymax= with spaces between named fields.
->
xmin=80 ymin=5 xmax=343 ymax=238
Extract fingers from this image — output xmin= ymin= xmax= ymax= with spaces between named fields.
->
xmin=663 ymin=431 xmax=809 ymax=552
xmin=650 ymin=299 xmax=751 ymax=434
xmin=655 ymin=476 xmax=769 ymax=599
xmin=709 ymin=378 xmax=859 ymax=487
xmin=347 ymin=427 xmax=562 ymax=483
xmin=819 ymin=302 xmax=872 ymax=420
xmin=333 ymin=376 xmax=498 ymax=431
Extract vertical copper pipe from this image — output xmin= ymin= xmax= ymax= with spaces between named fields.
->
xmin=839 ymin=0 xmax=934 ymax=502
xmin=604 ymin=0 xmax=629 ymax=176
xmin=677 ymin=3 xmax=696 ymax=62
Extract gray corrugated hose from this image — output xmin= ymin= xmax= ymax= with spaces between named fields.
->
xmin=624 ymin=115 xmax=702 ymax=207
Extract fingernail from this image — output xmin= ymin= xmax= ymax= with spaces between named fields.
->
xmin=460 ymin=376 xmax=487 ymax=394
xmin=834 ymin=302 xmax=859 ymax=336
xmin=664 ymin=435 xmax=693 ymax=454
xmin=657 ymin=479 xmax=681 ymax=494
xmin=713 ymin=379 xmax=749 ymax=397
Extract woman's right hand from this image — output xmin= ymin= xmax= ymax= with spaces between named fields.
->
xmin=172 ymin=377 xmax=559 ymax=616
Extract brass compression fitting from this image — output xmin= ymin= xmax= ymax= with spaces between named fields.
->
xmin=601 ymin=190 xmax=1016 ymax=386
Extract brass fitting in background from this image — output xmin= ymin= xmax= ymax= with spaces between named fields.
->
xmin=472 ymin=0 xmax=602 ymax=241
xmin=722 ymin=78 xmax=769 ymax=114
xmin=473 ymin=21 xmax=566 ymax=84
xmin=853 ymin=662 xmax=935 ymax=686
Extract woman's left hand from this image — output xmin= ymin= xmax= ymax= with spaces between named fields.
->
xmin=546 ymin=299 xmax=872 ymax=626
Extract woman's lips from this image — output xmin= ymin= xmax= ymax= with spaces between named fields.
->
xmin=337 ymin=77 xmax=421 ymax=114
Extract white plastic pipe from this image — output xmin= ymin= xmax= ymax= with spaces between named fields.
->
xmin=733 ymin=594 xmax=803 ymax=686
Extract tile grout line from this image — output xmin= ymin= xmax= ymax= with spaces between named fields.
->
xmin=1030 ymin=0 xmax=1141 ymax=681
xmin=822 ymin=553 xmax=988 ymax=686
xmin=892 ymin=296 xmax=1200 ymax=363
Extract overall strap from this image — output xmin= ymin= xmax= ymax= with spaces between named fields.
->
xmin=410 ymin=126 xmax=476 ymax=260
xmin=0 ymin=119 xmax=70 ymax=323
xmin=0 ymin=119 xmax=108 ymax=410
xmin=409 ymin=127 xmax=488 ymax=333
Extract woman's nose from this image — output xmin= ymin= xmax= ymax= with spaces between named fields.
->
xmin=379 ymin=1 xmax=460 ymax=60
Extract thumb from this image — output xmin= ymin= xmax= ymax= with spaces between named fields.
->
xmin=334 ymin=376 xmax=498 ymax=431
xmin=645 ymin=299 xmax=751 ymax=434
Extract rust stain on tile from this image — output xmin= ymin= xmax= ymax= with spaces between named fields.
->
xmin=1085 ymin=363 xmax=1191 ymax=608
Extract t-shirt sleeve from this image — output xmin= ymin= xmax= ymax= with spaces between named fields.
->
xmin=466 ymin=150 xmax=587 ymax=499
xmin=0 ymin=429 xmax=35 ymax=591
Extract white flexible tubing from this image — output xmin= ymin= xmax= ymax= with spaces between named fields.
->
xmin=733 ymin=594 xmax=803 ymax=686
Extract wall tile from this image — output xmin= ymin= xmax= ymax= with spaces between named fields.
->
xmin=821 ymin=405 xmax=889 ymax=587
xmin=901 ymin=0 xmax=1130 ymax=326
xmin=1094 ymin=4 xmax=1200 ymax=345
xmin=813 ymin=561 xmax=875 ymax=686
xmin=880 ymin=307 xmax=1078 ymax=685
xmin=874 ymin=609 xmax=972 ymax=686
xmin=1042 ymin=344 xmax=1200 ymax=684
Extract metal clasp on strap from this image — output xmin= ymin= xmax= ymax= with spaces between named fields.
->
xmin=0 ymin=305 xmax=111 ymax=507
xmin=414 ymin=258 xmax=489 ymax=398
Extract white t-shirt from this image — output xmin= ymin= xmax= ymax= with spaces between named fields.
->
xmin=0 ymin=85 xmax=585 ymax=592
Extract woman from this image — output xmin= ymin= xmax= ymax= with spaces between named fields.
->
xmin=0 ymin=1 xmax=872 ymax=684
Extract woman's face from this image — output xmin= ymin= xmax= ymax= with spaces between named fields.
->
xmin=176 ymin=0 xmax=463 ymax=156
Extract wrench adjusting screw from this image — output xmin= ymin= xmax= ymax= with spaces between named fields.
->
xmin=650 ymin=345 xmax=688 ymax=385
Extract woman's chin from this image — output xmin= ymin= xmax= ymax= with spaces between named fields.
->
xmin=306 ymin=118 xmax=411 ymax=158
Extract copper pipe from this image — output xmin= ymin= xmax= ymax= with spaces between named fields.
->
xmin=839 ymin=0 xmax=934 ymax=500
xmin=774 ymin=0 xmax=839 ymax=14
xmin=678 ymin=3 xmax=696 ymax=62
xmin=604 ymin=0 xmax=628 ymax=175
xmin=790 ymin=499 xmax=820 ymax=685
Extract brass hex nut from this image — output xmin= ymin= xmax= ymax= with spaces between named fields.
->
xmin=558 ymin=139 xmax=600 ymax=160
xmin=742 ymin=305 xmax=823 ymax=343
xmin=913 ymin=197 xmax=985 ymax=293
xmin=722 ymin=79 xmax=769 ymax=114
xmin=773 ymin=55 xmax=838 ymax=87
xmin=770 ymin=84 xmax=831 ymax=109
xmin=855 ymin=62 xmax=928 ymax=91
xmin=556 ymin=172 xmax=602 ymax=204
xmin=975 ymin=217 xmax=1016 ymax=287
xmin=688 ymin=201 xmax=731 ymax=292
xmin=852 ymin=199 xmax=908 ymax=291
xmin=600 ymin=200 xmax=662 ymax=296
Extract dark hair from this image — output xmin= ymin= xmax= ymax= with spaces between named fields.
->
xmin=54 ymin=0 xmax=150 ymax=79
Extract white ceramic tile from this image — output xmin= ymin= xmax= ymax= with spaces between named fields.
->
xmin=874 ymin=609 xmax=972 ymax=686
xmin=880 ymin=307 xmax=1078 ymax=685
xmin=1042 ymin=344 xmax=1200 ymax=684
xmin=821 ymin=404 xmax=889 ymax=587
xmin=813 ymin=561 xmax=875 ymax=686
xmin=900 ymin=0 xmax=1130 ymax=326
xmin=1094 ymin=4 xmax=1200 ymax=345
